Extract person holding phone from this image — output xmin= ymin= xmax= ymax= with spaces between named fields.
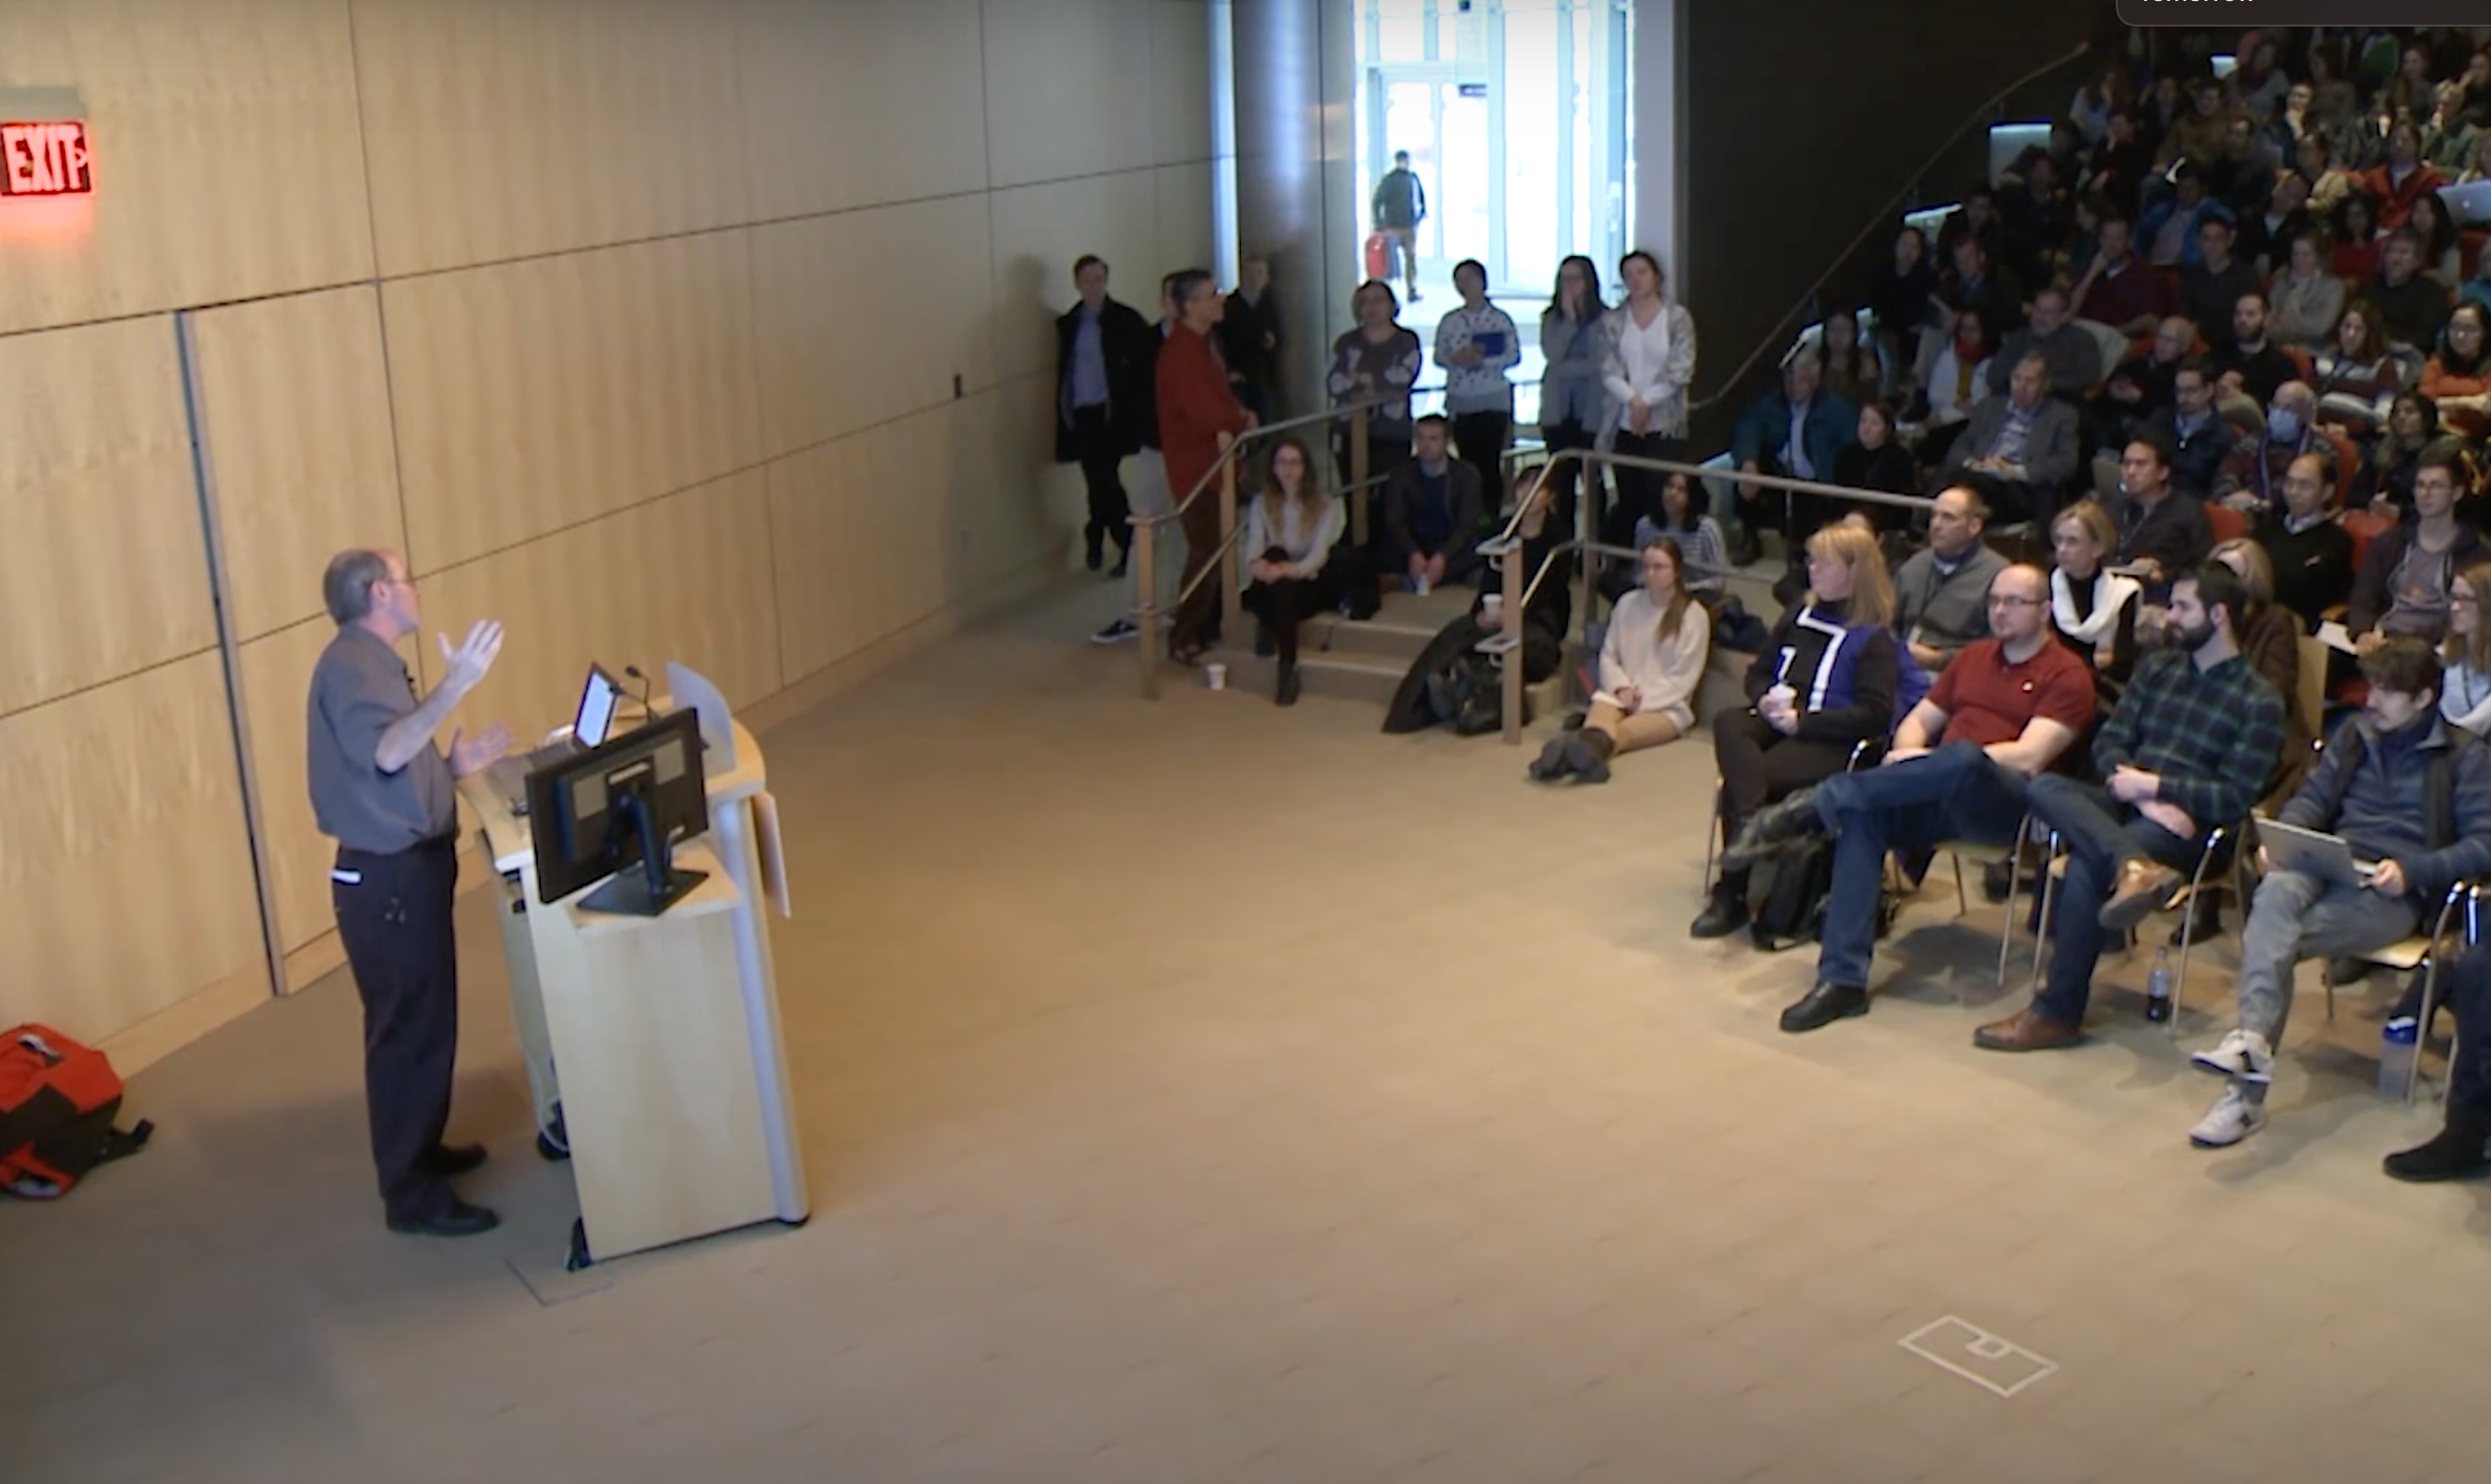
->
xmin=1434 ymin=259 xmax=1522 ymax=515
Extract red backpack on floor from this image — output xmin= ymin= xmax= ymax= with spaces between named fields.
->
xmin=0 ymin=1025 xmax=153 ymax=1199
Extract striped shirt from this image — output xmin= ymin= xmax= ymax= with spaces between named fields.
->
xmin=2092 ymin=648 xmax=2285 ymax=828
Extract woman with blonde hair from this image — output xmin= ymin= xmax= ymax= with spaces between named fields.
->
xmin=2048 ymin=498 xmax=2140 ymax=691
xmin=1533 ymin=536 xmax=1709 ymax=784
xmin=2442 ymin=562 xmax=2491 ymax=735
xmin=2208 ymin=536 xmax=2314 ymax=797
xmin=1693 ymin=523 xmax=1898 ymax=939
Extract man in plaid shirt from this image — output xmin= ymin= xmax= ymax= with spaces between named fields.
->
xmin=1976 ymin=563 xmax=2287 ymax=1051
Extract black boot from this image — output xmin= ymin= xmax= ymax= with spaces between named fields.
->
xmin=1110 ymin=541 xmax=1131 ymax=579
xmin=2384 ymin=1108 xmax=2491 ymax=1183
xmin=1084 ymin=526 xmax=1105 ymax=572
xmin=1528 ymin=737 xmax=1574 ymax=782
xmin=1721 ymin=787 xmax=1824 ymax=871
xmin=1276 ymin=659 xmax=1301 ymax=707
xmin=1566 ymin=729 xmax=1616 ymax=784
xmin=1691 ymin=872 xmax=1750 ymax=938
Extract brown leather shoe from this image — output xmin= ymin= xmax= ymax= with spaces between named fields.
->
xmin=2097 ymin=860 xmax=2182 ymax=935
xmin=1973 ymin=1006 xmax=2083 ymax=1053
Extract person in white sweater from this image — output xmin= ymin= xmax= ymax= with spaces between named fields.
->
xmin=1242 ymin=437 xmax=1346 ymax=707
xmin=1530 ymin=535 xmax=1710 ymax=784
xmin=2443 ymin=562 xmax=2491 ymax=736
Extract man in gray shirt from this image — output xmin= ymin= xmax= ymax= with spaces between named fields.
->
xmin=307 ymin=548 xmax=510 ymax=1237
xmin=1894 ymin=484 xmax=2010 ymax=673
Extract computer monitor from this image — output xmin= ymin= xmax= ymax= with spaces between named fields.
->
xmin=527 ymin=709 xmax=710 ymax=916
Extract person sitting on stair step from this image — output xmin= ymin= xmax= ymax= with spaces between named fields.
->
xmin=1531 ymin=535 xmax=1708 ymax=784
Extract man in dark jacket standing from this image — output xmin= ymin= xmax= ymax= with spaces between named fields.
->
xmin=1056 ymin=255 xmax=1154 ymax=573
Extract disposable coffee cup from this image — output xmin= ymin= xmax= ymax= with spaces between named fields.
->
xmin=1764 ymin=684 xmax=1796 ymax=711
xmin=1206 ymin=663 xmax=1228 ymax=690
xmin=1481 ymin=594 xmax=1505 ymax=620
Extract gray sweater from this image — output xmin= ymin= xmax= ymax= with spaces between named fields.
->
xmin=1893 ymin=544 xmax=2010 ymax=661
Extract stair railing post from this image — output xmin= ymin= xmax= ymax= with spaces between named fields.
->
xmin=1349 ymin=406 xmax=1371 ymax=549
xmin=1135 ymin=515 xmax=1161 ymax=698
xmin=1219 ymin=444 xmax=1244 ymax=652
xmin=1499 ymin=477 xmax=1529 ymax=745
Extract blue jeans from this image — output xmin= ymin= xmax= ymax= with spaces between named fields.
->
xmin=1812 ymin=742 xmax=2033 ymax=990
xmin=2025 ymin=772 xmax=2206 ymax=1024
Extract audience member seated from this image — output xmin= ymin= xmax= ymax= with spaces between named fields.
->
xmin=2112 ymin=432 xmax=2215 ymax=599
xmin=2142 ymin=163 xmax=2223 ymax=269
xmin=1944 ymin=355 xmax=2079 ymax=526
xmin=2177 ymin=213 xmax=2260 ymax=343
xmin=2071 ymin=215 xmax=2173 ymax=338
xmin=1866 ymin=226 xmax=1936 ymax=397
xmin=2445 ymin=564 xmax=2491 ymax=735
xmin=1241 ymin=438 xmax=1347 ymax=707
xmin=2297 ymin=131 xmax=2359 ymax=220
xmin=1937 ymin=235 xmax=2025 ymax=344
xmin=2215 ymin=381 xmax=2341 ymax=515
xmin=2051 ymin=498 xmax=2142 ymax=696
xmin=2086 ymin=108 xmax=2157 ymax=220
xmin=1725 ymin=564 xmax=2095 ymax=1032
xmin=2253 ymin=453 xmax=2357 ymax=630
xmin=2382 ymin=937 xmax=2491 ymax=1183
xmin=1733 ymin=350 xmax=1856 ymax=550
xmin=2407 ymin=193 xmax=2465 ymax=290
xmin=1831 ymin=400 xmax=1919 ymax=525
xmin=1531 ymin=537 xmax=1710 ymax=785
xmin=2370 ymin=229 xmax=2456 ymax=353
xmin=1919 ymin=308 xmax=1996 ymax=464
xmin=2424 ymin=80 xmax=2483 ymax=171
xmin=2186 ymin=638 xmax=2491 ymax=1148
xmin=1643 ymin=471 xmax=1729 ymax=601
xmin=1382 ymin=415 xmax=1483 ymax=593
xmin=1894 ymin=484 xmax=2010 ymax=673
xmin=2354 ymin=392 xmax=2444 ymax=516
xmin=2208 ymin=538 xmax=2317 ymax=805
xmin=2419 ymin=301 xmax=2491 ymax=437
xmin=2360 ymin=118 xmax=2447 ymax=232
xmin=2461 ymin=237 xmax=2491 ymax=312
xmin=1989 ymin=287 xmax=2102 ymax=401
xmin=1935 ymin=181 xmax=2005 ymax=266
xmin=1971 ymin=565 xmax=2287 ymax=1052
xmin=1693 ymin=525 xmax=1901 ymax=941
xmin=2265 ymin=232 xmax=2346 ymax=352
xmin=2311 ymin=300 xmax=2403 ymax=437
xmin=1815 ymin=308 xmax=1882 ymax=405
xmin=2093 ymin=314 xmax=2196 ymax=453
xmin=2209 ymin=290 xmax=2302 ymax=406
xmin=2349 ymin=450 xmax=2483 ymax=646
xmin=2328 ymin=195 xmax=2383 ymax=284
xmin=1382 ymin=475 xmax=1570 ymax=736
xmin=2242 ymin=174 xmax=2320 ymax=282
xmin=2134 ymin=358 xmax=2238 ymax=499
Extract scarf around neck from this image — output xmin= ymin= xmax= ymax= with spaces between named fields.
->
xmin=2053 ymin=567 xmax=2142 ymax=645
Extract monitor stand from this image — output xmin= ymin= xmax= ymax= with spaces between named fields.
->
xmin=576 ymin=788 xmax=707 ymax=917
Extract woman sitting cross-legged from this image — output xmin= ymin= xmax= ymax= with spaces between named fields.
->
xmin=1692 ymin=523 xmax=1900 ymax=939
xmin=1241 ymin=437 xmax=1344 ymax=707
xmin=1531 ymin=536 xmax=1710 ymax=785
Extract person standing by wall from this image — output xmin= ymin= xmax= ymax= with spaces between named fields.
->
xmin=1219 ymin=254 xmax=1284 ymax=423
xmin=1434 ymin=259 xmax=1522 ymax=517
xmin=1372 ymin=150 xmax=1427 ymax=302
xmin=1054 ymin=255 xmax=1153 ymax=574
xmin=1159 ymin=269 xmax=1257 ymax=665
xmin=1089 ymin=276 xmax=1181 ymax=646
xmin=1538 ymin=254 xmax=1609 ymax=538
xmin=306 ymin=549 xmax=512 ymax=1238
xmin=1327 ymin=280 xmax=1425 ymax=531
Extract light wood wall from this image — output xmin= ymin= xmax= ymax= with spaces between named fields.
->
xmin=0 ymin=0 xmax=1214 ymax=1056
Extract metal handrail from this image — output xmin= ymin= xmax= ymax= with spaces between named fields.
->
xmin=1682 ymin=40 xmax=2091 ymax=415
xmin=1134 ymin=395 xmax=1391 ymax=531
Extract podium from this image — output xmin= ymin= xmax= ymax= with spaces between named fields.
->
xmin=459 ymin=703 xmax=807 ymax=1266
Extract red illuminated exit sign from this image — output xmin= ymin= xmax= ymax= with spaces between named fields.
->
xmin=1 ymin=121 xmax=94 ymax=198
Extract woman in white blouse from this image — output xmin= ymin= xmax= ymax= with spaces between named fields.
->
xmin=2443 ymin=563 xmax=2491 ymax=736
xmin=1241 ymin=438 xmax=1346 ymax=708
xmin=1530 ymin=536 xmax=1710 ymax=784
xmin=1921 ymin=306 xmax=1996 ymax=460
xmin=1598 ymin=249 xmax=1699 ymax=545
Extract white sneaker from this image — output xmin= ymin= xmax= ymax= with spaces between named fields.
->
xmin=2189 ymin=1084 xmax=2267 ymax=1149
xmin=2191 ymin=1028 xmax=2275 ymax=1083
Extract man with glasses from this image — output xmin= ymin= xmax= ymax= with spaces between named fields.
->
xmin=1721 ymin=564 xmax=2097 ymax=1032
xmin=307 ymin=549 xmax=513 ymax=1237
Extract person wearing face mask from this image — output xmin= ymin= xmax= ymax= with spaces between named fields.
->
xmin=1987 ymin=286 xmax=2100 ymax=401
xmin=2349 ymin=451 xmax=2485 ymax=647
xmin=2252 ymin=453 xmax=2357 ymax=630
xmin=2184 ymin=638 xmax=2491 ymax=1149
xmin=2216 ymin=381 xmax=2340 ymax=517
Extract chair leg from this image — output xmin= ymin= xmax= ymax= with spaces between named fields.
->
xmin=1952 ymin=854 xmax=1968 ymax=917
xmin=1701 ymin=778 xmax=1722 ymax=891
xmin=2410 ymin=954 xmax=2445 ymax=1109
xmin=2028 ymin=831 xmax=2062 ymax=995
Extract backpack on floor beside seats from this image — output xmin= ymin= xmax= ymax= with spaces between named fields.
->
xmin=0 ymin=1025 xmax=154 ymax=1200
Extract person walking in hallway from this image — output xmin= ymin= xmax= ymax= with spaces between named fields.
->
xmin=1159 ymin=269 xmax=1256 ymax=665
xmin=1055 ymin=254 xmax=1153 ymax=574
xmin=306 ymin=549 xmax=513 ymax=1237
xmin=1372 ymin=150 xmax=1427 ymax=301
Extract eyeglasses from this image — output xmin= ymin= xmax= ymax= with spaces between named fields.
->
xmin=1988 ymin=596 xmax=2045 ymax=609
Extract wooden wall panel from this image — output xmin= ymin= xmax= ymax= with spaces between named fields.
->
xmin=735 ymin=0 xmax=988 ymax=222
xmin=383 ymin=231 xmax=763 ymax=575
xmin=1152 ymin=1 xmax=1215 ymax=166
xmin=417 ymin=470 xmax=780 ymax=749
xmin=986 ymin=174 xmax=1161 ymax=387
xmin=750 ymin=197 xmax=994 ymax=458
xmin=351 ymin=0 xmax=749 ymax=277
xmin=0 ymin=316 xmax=215 ymax=717
xmin=0 ymin=653 xmax=264 ymax=1040
xmin=0 ymin=0 xmax=373 ymax=336
xmin=189 ymin=287 xmax=405 ymax=642
xmin=984 ymin=0 xmax=1159 ymax=189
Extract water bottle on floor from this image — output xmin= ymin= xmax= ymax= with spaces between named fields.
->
xmin=2144 ymin=948 xmax=2174 ymax=1023
xmin=2379 ymin=1017 xmax=2420 ymax=1100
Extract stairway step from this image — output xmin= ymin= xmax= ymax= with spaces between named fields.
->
xmin=1207 ymin=649 xmax=1407 ymax=707
xmin=1302 ymin=611 xmax=1443 ymax=662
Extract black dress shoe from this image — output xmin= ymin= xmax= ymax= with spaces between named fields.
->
xmin=1721 ymin=788 xmax=1823 ymax=871
xmin=1689 ymin=890 xmax=1749 ymax=939
xmin=386 ymin=1199 xmax=501 ymax=1238
xmin=426 ymin=1142 xmax=489 ymax=1177
xmin=1779 ymin=981 xmax=1868 ymax=1033
xmin=1110 ymin=549 xmax=1130 ymax=579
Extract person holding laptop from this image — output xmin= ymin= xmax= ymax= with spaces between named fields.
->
xmin=2186 ymin=638 xmax=2491 ymax=1148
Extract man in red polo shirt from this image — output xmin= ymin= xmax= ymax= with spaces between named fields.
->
xmin=1722 ymin=562 xmax=2097 ymax=1031
xmin=1158 ymin=268 xmax=1256 ymax=663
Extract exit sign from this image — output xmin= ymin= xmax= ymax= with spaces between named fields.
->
xmin=1 ymin=121 xmax=94 ymax=198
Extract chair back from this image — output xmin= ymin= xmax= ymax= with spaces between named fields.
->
xmin=2206 ymin=501 xmax=2253 ymax=546
xmin=2294 ymin=632 xmax=2329 ymax=742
